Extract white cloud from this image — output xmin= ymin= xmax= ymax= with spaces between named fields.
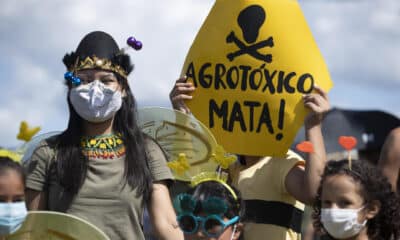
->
xmin=0 ymin=54 xmax=67 ymax=147
xmin=371 ymin=0 xmax=400 ymax=32
xmin=301 ymin=0 xmax=400 ymax=82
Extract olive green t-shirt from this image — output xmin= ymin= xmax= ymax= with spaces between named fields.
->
xmin=25 ymin=136 xmax=173 ymax=240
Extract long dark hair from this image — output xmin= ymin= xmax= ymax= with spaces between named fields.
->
xmin=313 ymin=160 xmax=400 ymax=240
xmin=56 ymin=53 xmax=153 ymax=204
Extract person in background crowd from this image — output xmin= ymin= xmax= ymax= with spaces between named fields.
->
xmin=378 ymin=127 xmax=400 ymax=193
xmin=170 ymin=77 xmax=330 ymax=240
xmin=313 ymin=159 xmax=400 ymax=240
xmin=0 ymin=157 xmax=27 ymax=238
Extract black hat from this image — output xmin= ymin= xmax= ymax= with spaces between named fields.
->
xmin=63 ymin=31 xmax=133 ymax=78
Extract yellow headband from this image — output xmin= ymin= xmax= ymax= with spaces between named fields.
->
xmin=0 ymin=149 xmax=21 ymax=162
xmin=190 ymin=172 xmax=238 ymax=200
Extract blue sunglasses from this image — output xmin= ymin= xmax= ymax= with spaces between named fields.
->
xmin=177 ymin=213 xmax=239 ymax=237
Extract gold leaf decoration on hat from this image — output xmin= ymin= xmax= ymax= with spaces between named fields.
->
xmin=71 ymin=56 xmax=128 ymax=78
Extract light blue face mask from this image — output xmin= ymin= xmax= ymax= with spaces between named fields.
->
xmin=0 ymin=201 xmax=28 ymax=236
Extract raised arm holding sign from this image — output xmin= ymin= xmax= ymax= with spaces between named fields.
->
xmin=171 ymin=0 xmax=332 ymax=239
xmin=171 ymin=77 xmax=329 ymax=239
xmin=180 ymin=0 xmax=332 ymax=157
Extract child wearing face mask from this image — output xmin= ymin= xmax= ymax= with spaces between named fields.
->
xmin=0 ymin=157 xmax=27 ymax=238
xmin=312 ymin=159 xmax=400 ymax=240
xmin=174 ymin=180 xmax=244 ymax=240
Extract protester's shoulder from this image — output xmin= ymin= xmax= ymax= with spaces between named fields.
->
xmin=143 ymin=134 xmax=158 ymax=148
xmin=269 ymin=149 xmax=304 ymax=161
xmin=36 ymin=135 xmax=58 ymax=150
xmin=143 ymin=134 xmax=164 ymax=153
xmin=286 ymin=149 xmax=304 ymax=162
xmin=143 ymin=134 xmax=173 ymax=181
xmin=30 ymin=135 xmax=59 ymax=161
xmin=24 ymin=135 xmax=60 ymax=174
xmin=143 ymin=134 xmax=168 ymax=160
xmin=270 ymin=149 xmax=304 ymax=170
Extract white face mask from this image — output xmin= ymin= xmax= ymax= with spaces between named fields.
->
xmin=0 ymin=202 xmax=28 ymax=236
xmin=321 ymin=207 xmax=367 ymax=239
xmin=69 ymin=80 xmax=123 ymax=123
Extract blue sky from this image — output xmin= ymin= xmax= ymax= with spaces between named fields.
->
xmin=0 ymin=0 xmax=399 ymax=148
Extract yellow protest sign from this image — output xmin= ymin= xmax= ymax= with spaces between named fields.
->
xmin=181 ymin=0 xmax=333 ymax=157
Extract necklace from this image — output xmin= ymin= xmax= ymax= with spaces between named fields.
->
xmin=81 ymin=133 xmax=125 ymax=159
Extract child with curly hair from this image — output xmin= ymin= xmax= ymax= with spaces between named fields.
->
xmin=312 ymin=159 xmax=400 ymax=240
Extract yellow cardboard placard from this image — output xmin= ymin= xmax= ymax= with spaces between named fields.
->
xmin=181 ymin=0 xmax=333 ymax=157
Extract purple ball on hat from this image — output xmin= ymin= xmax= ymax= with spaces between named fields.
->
xmin=127 ymin=36 xmax=142 ymax=50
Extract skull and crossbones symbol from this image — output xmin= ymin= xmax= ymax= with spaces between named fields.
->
xmin=226 ymin=5 xmax=274 ymax=63
xmin=226 ymin=32 xmax=273 ymax=62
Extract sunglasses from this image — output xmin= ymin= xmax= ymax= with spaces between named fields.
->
xmin=177 ymin=213 xmax=239 ymax=237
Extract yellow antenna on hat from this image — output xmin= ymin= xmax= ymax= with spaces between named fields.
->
xmin=0 ymin=121 xmax=40 ymax=163
xmin=17 ymin=121 xmax=41 ymax=142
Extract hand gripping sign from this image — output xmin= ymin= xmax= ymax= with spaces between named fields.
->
xmin=181 ymin=0 xmax=333 ymax=157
